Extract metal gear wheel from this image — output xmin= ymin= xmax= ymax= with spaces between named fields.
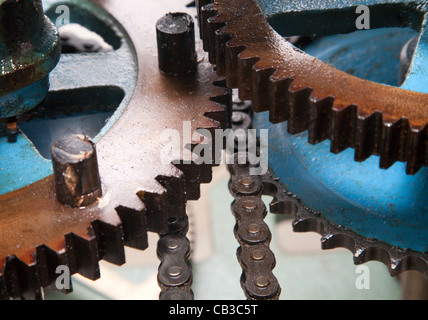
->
xmin=0 ymin=0 xmax=230 ymax=299
xmin=198 ymin=0 xmax=428 ymax=175
xmin=197 ymin=0 xmax=428 ymax=282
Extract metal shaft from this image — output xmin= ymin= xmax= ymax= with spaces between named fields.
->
xmin=156 ymin=12 xmax=197 ymax=75
xmin=50 ymin=134 xmax=102 ymax=208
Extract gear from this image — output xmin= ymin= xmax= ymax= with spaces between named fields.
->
xmin=0 ymin=0 xmax=230 ymax=299
xmin=196 ymin=0 xmax=428 ymax=285
xmin=198 ymin=0 xmax=428 ymax=175
xmin=261 ymin=171 xmax=428 ymax=280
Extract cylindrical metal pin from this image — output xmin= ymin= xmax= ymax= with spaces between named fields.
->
xmin=50 ymin=134 xmax=102 ymax=208
xmin=156 ymin=12 xmax=197 ymax=75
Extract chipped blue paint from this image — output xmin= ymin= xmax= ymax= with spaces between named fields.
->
xmin=0 ymin=128 xmax=53 ymax=195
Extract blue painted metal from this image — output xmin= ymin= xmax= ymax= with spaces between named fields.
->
xmin=0 ymin=124 xmax=53 ymax=196
xmin=255 ymin=113 xmax=428 ymax=253
xmin=0 ymin=0 xmax=61 ymax=118
xmin=401 ymin=15 xmax=428 ymax=93
xmin=303 ymin=28 xmax=418 ymax=86
xmin=253 ymin=2 xmax=428 ymax=252
xmin=0 ymin=77 xmax=50 ymax=119
xmin=256 ymin=0 xmax=428 ymax=93
xmin=0 ymin=0 xmax=138 ymax=196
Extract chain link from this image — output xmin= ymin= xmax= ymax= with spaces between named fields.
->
xmin=157 ymin=216 xmax=194 ymax=300
xmin=227 ymin=96 xmax=281 ymax=300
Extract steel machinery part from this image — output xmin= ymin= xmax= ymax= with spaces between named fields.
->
xmin=0 ymin=0 xmax=230 ymax=299
xmin=226 ymin=104 xmax=427 ymax=301
xmin=198 ymin=0 xmax=428 ymax=175
xmin=197 ymin=0 xmax=428 ymax=286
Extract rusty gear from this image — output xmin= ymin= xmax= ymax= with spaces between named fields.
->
xmin=198 ymin=0 xmax=428 ymax=174
xmin=0 ymin=0 xmax=230 ymax=300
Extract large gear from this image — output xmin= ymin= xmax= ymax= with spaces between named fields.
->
xmin=0 ymin=0 xmax=229 ymax=299
xmin=199 ymin=0 xmax=428 ymax=175
xmin=197 ymin=0 xmax=428 ymax=284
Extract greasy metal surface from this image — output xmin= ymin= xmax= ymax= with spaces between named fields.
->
xmin=200 ymin=0 xmax=428 ymax=174
xmin=0 ymin=0 xmax=228 ymax=299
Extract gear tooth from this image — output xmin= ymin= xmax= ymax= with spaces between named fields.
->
xmin=115 ymin=206 xmax=148 ymax=251
xmin=200 ymin=3 xmax=219 ymax=52
xmin=175 ymin=162 xmax=207 ymax=201
xmin=3 ymin=256 xmax=43 ymax=300
xmin=330 ymin=105 xmax=357 ymax=154
xmin=308 ymin=96 xmax=334 ymax=144
xmin=208 ymin=78 xmax=232 ymax=128
xmin=65 ymin=233 xmax=100 ymax=281
xmin=389 ymin=251 xmax=428 ymax=278
xmin=287 ymin=86 xmax=313 ymax=134
xmin=354 ymin=245 xmax=391 ymax=268
xmin=405 ymin=126 xmax=427 ymax=175
xmin=320 ymin=229 xmax=355 ymax=251
xmin=207 ymin=19 xmax=227 ymax=64
xmin=237 ymin=54 xmax=259 ymax=101
xmin=268 ymin=77 xmax=293 ymax=124
xmin=155 ymin=174 xmax=187 ymax=216
xmin=91 ymin=219 xmax=126 ymax=266
xmin=214 ymin=29 xmax=233 ymax=76
xmin=270 ymin=198 xmax=297 ymax=216
xmin=199 ymin=163 xmax=214 ymax=184
xmin=35 ymin=244 xmax=72 ymax=294
xmin=262 ymin=173 xmax=298 ymax=216
xmin=354 ymin=112 xmax=383 ymax=162
xmin=225 ymin=41 xmax=246 ymax=88
xmin=423 ymin=125 xmax=428 ymax=167
xmin=379 ymin=119 xmax=410 ymax=169
xmin=196 ymin=0 xmax=213 ymax=38
xmin=0 ymin=274 xmax=8 ymax=300
xmin=251 ymin=66 xmax=275 ymax=112
xmin=293 ymin=215 xmax=324 ymax=234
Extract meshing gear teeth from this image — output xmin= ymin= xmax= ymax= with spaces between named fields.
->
xmin=0 ymin=0 xmax=230 ymax=300
xmin=226 ymin=130 xmax=427 ymax=299
xmin=197 ymin=0 xmax=428 ymax=175
xmin=261 ymin=172 xmax=428 ymax=280
xmin=199 ymin=0 xmax=428 ymax=285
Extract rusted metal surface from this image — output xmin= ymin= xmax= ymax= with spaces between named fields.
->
xmin=199 ymin=0 xmax=428 ymax=174
xmin=0 ymin=0 xmax=229 ymax=299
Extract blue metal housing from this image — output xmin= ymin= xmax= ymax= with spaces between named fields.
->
xmin=253 ymin=0 xmax=428 ymax=253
